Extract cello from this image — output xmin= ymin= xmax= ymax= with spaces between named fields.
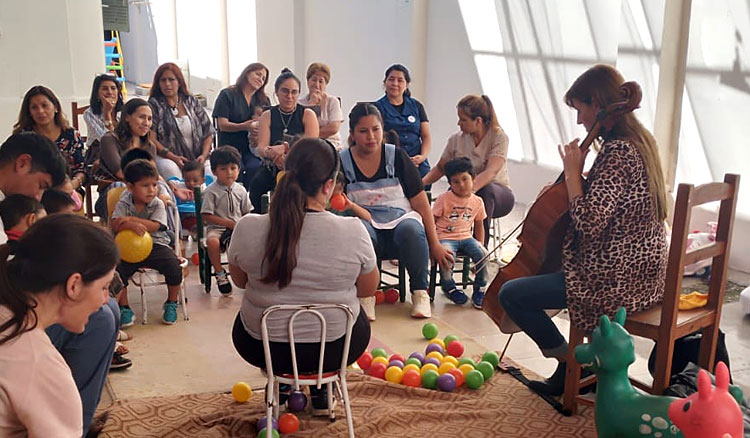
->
xmin=481 ymin=81 xmax=643 ymax=334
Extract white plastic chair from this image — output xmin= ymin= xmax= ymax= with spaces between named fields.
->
xmin=260 ymin=304 xmax=355 ymax=438
xmin=130 ymin=202 xmax=189 ymax=324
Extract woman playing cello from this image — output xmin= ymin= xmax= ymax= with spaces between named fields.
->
xmin=497 ymin=64 xmax=669 ymax=395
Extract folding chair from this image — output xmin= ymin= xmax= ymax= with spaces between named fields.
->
xmin=261 ymin=304 xmax=356 ymax=438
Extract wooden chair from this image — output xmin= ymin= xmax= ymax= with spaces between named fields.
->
xmin=562 ymin=173 xmax=740 ymax=414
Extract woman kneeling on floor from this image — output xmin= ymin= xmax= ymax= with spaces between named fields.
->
xmin=229 ymin=137 xmax=378 ymax=414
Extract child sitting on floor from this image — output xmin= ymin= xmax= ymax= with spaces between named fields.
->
xmin=111 ymin=159 xmax=183 ymax=326
xmin=41 ymin=188 xmax=77 ymax=214
xmin=0 ymin=194 xmax=46 ymax=243
xmin=432 ymin=157 xmax=488 ymax=309
xmin=201 ymin=146 xmax=252 ymax=296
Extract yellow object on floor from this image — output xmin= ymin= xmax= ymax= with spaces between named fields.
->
xmin=679 ymin=291 xmax=709 ymax=310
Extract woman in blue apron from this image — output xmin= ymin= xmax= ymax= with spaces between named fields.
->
xmin=374 ymin=64 xmax=432 ymax=180
xmin=341 ymin=103 xmax=453 ymax=320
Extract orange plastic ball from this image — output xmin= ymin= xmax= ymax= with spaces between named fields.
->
xmin=448 ymin=368 xmax=465 ymax=387
xmin=375 ymin=290 xmax=385 ymax=305
xmin=191 ymin=253 xmax=200 ymax=265
xmin=384 ymin=288 xmax=399 ymax=304
xmin=329 ymin=193 xmax=347 ymax=211
xmin=402 ymin=369 xmax=422 ymax=387
xmin=278 ymin=413 xmax=299 ymax=434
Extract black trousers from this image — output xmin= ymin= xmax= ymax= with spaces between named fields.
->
xmin=249 ymin=164 xmax=277 ymax=212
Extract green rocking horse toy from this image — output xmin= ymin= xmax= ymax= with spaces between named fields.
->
xmin=575 ymin=307 xmax=683 ymax=438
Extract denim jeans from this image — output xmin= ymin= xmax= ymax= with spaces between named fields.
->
xmin=498 ymin=272 xmax=568 ymax=359
xmin=438 ymin=238 xmax=487 ymax=292
xmin=360 ymin=218 xmax=429 ymax=291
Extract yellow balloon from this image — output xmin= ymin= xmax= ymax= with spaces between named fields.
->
xmin=385 ymin=366 xmax=404 ymax=384
xmin=115 ymin=230 xmax=153 ymax=263
xmin=425 ymin=351 xmax=444 ymax=362
xmin=442 ymin=355 xmax=459 ymax=367
xmin=371 ymin=356 xmax=389 ymax=367
xmin=438 ymin=362 xmax=456 ymax=375
xmin=276 ymin=170 xmax=286 ymax=184
xmin=420 ymin=363 xmax=439 ymax=375
xmin=232 ymin=381 xmax=252 ymax=403
xmin=428 ymin=338 xmax=446 ymax=350
xmin=458 ymin=364 xmax=475 ymax=376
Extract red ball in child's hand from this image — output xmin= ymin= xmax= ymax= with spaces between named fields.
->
xmin=191 ymin=253 xmax=200 ymax=265
xmin=385 ymin=288 xmax=399 ymax=304
xmin=330 ymin=194 xmax=346 ymax=211
xmin=375 ymin=290 xmax=385 ymax=305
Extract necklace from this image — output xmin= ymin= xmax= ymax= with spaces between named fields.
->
xmin=279 ymin=106 xmax=294 ymax=134
xmin=168 ymin=98 xmax=180 ymax=117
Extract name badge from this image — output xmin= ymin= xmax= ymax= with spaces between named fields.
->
xmin=408 ymin=115 xmax=416 ymax=123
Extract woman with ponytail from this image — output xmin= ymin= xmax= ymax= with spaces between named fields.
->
xmin=423 ymin=94 xmax=515 ymax=245
xmin=228 ymin=138 xmax=377 ymax=414
xmin=0 ymin=214 xmax=119 ymax=437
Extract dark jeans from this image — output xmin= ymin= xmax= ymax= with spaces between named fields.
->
xmin=241 ymin=153 xmax=261 ymax=191
xmin=498 ymin=272 xmax=568 ymax=358
xmin=116 ymin=244 xmax=182 ymax=286
xmin=361 ymin=218 xmax=429 ymax=291
xmin=476 ymin=182 xmax=515 ymax=246
xmin=249 ymin=164 xmax=277 ymax=212
xmin=232 ymin=307 xmax=371 ymax=374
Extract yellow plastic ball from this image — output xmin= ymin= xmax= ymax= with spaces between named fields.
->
xmin=442 ymin=355 xmax=459 ymax=367
xmin=428 ymin=338 xmax=446 ymax=350
xmin=438 ymin=362 xmax=456 ymax=375
xmin=425 ymin=351 xmax=444 ymax=362
xmin=371 ymin=356 xmax=389 ymax=367
xmin=458 ymin=364 xmax=475 ymax=376
xmin=115 ymin=230 xmax=153 ymax=263
xmin=385 ymin=366 xmax=404 ymax=384
xmin=403 ymin=364 xmax=421 ymax=375
xmin=232 ymin=381 xmax=252 ymax=403
xmin=420 ymin=363 xmax=439 ymax=375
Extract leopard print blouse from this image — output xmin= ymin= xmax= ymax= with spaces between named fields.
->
xmin=563 ymin=138 xmax=667 ymax=332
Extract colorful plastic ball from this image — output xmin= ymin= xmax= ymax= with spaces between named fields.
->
xmin=437 ymin=373 xmax=457 ymax=392
xmin=256 ymin=417 xmax=278 ymax=431
xmin=482 ymin=351 xmax=500 ymax=368
xmin=426 ymin=351 xmax=444 ymax=362
xmin=369 ymin=362 xmax=388 ymax=379
xmin=422 ymin=323 xmax=439 ymax=340
xmin=276 ymin=170 xmax=286 ymax=184
xmin=329 ymin=193 xmax=346 ymax=211
xmin=465 ymin=370 xmax=485 ymax=389
xmin=191 ymin=253 xmax=200 ymax=265
xmin=356 ymin=351 xmax=373 ymax=370
xmin=448 ymin=368 xmax=465 ymax=387
xmin=475 ymin=361 xmax=495 ymax=380
xmin=425 ymin=343 xmax=444 ymax=355
xmin=371 ymin=348 xmax=388 ymax=358
xmin=443 ymin=334 xmax=459 ymax=346
xmin=424 ymin=357 xmax=441 ymax=368
xmin=438 ymin=362 xmax=456 ymax=375
xmin=421 ymin=369 xmax=440 ymax=389
xmin=375 ymin=290 xmax=385 ymax=305
xmin=371 ymin=356 xmax=389 ymax=367
xmin=405 ymin=357 xmax=422 ymax=368
xmin=420 ymin=363 xmax=439 ymax=375
xmin=402 ymin=364 xmax=421 ymax=374
xmin=258 ymin=428 xmax=280 ymax=438
xmin=458 ymin=358 xmax=476 ymax=368
xmin=428 ymin=338 xmax=446 ymax=350
xmin=442 ymin=355 xmax=459 ymax=367
xmin=408 ymin=352 xmax=425 ymax=363
xmin=458 ymin=364 xmax=475 ymax=376
xmin=384 ymin=288 xmax=399 ymax=304
xmin=385 ymin=366 xmax=404 ymax=383
xmin=388 ymin=359 xmax=404 ymax=369
xmin=389 ymin=353 xmax=405 ymax=363
xmin=232 ymin=381 xmax=252 ymax=402
xmin=278 ymin=413 xmax=299 ymax=434
xmin=402 ymin=369 xmax=422 ymax=387
xmin=115 ymin=230 xmax=153 ymax=263
xmin=446 ymin=340 xmax=465 ymax=358
xmin=287 ymin=391 xmax=307 ymax=412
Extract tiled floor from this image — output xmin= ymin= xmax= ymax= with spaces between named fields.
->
xmin=103 ymin=193 xmax=750 ymax=409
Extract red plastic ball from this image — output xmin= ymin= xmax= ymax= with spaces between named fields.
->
xmin=389 ymin=353 xmax=405 ymax=363
xmin=278 ymin=413 xmax=299 ymax=434
xmin=191 ymin=253 xmax=200 ymax=265
xmin=448 ymin=368 xmax=465 ymax=387
xmin=446 ymin=340 xmax=465 ymax=358
xmin=369 ymin=362 xmax=388 ymax=379
xmin=402 ymin=370 xmax=421 ymax=387
xmin=384 ymin=288 xmax=399 ymax=304
xmin=330 ymin=194 xmax=346 ymax=211
xmin=357 ymin=352 xmax=373 ymax=370
xmin=375 ymin=290 xmax=385 ymax=305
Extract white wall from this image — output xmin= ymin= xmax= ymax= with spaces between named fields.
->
xmin=0 ymin=0 xmax=104 ymax=140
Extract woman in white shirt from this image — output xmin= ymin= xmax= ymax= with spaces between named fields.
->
xmin=298 ymin=62 xmax=344 ymax=149
xmin=83 ymin=74 xmax=124 ymax=148
xmin=0 ymin=215 xmax=119 ymax=438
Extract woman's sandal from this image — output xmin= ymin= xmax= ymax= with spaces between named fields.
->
xmin=115 ymin=342 xmax=129 ymax=355
xmin=117 ymin=329 xmax=133 ymax=342
xmin=85 ymin=411 xmax=109 ymax=438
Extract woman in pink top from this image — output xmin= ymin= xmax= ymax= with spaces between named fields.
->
xmin=0 ymin=215 xmax=119 ymax=438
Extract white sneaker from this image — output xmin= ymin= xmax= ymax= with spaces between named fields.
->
xmin=360 ymin=296 xmax=376 ymax=321
xmin=410 ymin=290 xmax=431 ymax=318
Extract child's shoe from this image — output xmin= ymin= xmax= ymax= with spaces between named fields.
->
xmin=472 ymin=287 xmax=486 ymax=310
xmin=120 ymin=306 xmax=135 ymax=328
xmin=216 ymin=271 xmax=233 ymax=296
xmin=360 ymin=296 xmax=376 ymax=321
xmin=162 ymin=300 xmax=178 ymax=325
xmin=443 ymin=288 xmax=468 ymax=305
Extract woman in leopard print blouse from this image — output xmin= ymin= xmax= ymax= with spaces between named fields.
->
xmin=498 ymin=64 xmax=668 ymax=396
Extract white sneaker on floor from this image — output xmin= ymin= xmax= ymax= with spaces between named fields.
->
xmin=360 ymin=296 xmax=376 ymax=321
xmin=410 ymin=290 xmax=431 ymax=318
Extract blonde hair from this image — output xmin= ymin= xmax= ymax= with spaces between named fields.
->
xmin=306 ymin=62 xmax=331 ymax=83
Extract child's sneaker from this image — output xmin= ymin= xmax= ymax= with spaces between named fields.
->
xmin=443 ymin=288 xmax=468 ymax=305
xmin=360 ymin=296 xmax=376 ymax=321
xmin=120 ymin=306 xmax=135 ymax=328
xmin=411 ymin=290 xmax=432 ymax=318
xmin=472 ymin=288 xmax=486 ymax=310
xmin=216 ymin=271 xmax=233 ymax=296
xmin=162 ymin=301 xmax=178 ymax=325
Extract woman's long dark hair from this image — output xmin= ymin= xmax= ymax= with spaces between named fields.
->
xmin=261 ymin=138 xmax=340 ymax=288
xmin=233 ymin=62 xmax=270 ymax=109
xmin=384 ymin=64 xmax=412 ymax=98
xmin=347 ymin=103 xmax=384 ymax=147
xmin=114 ymin=98 xmax=152 ymax=149
xmin=89 ymin=74 xmax=124 ymax=116
xmin=0 ymin=215 xmax=119 ymax=346
xmin=13 ymin=85 xmax=70 ymax=134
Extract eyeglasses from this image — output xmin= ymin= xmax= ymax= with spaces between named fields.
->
xmin=278 ymin=88 xmax=299 ymax=96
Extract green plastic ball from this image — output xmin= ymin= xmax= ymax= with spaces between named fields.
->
xmin=405 ymin=357 xmax=422 ymax=368
xmin=465 ymin=369 xmax=485 ymax=389
xmin=258 ymin=428 xmax=280 ymax=438
xmin=371 ymin=347 xmax=388 ymax=359
xmin=421 ymin=369 xmax=440 ymax=389
xmin=443 ymin=334 xmax=459 ymax=346
xmin=482 ymin=351 xmax=500 ymax=368
xmin=457 ymin=357 xmax=476 ymax=368
xmin=422 ymin=323 xmax=439 ymax=340
xmin=475 ymin=361 xmax=495 ymax=380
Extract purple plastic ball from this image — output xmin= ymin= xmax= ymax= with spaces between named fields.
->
xmin=437 ymin=373 xmax=457 ymax=392
xmin=425 ymin=343 xmax=444 ymax=355
xmin=287 ymin=391 xmax=307 ymax=412
xmin=408 ymin=352 xmax=425 ymax=363
xmin=257 ymin=417 xmax=278 ymax=431
xmin=388 ymin=359 xmax=405 ymax=368
xmin=424 ymin=357 xmax=441 ymax=367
